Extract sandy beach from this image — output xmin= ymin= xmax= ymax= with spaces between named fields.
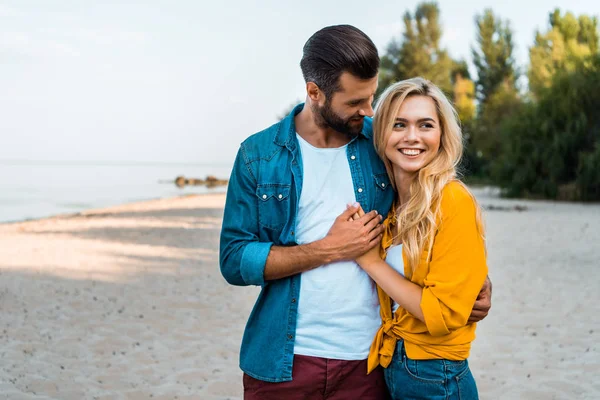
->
xmin=0 ymin=189 xmax=598 ymax=399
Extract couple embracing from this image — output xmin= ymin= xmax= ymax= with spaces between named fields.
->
xmin=220 ymin=24 xmax=491 ymax=400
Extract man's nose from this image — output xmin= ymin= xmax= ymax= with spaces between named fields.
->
xmin=359 ymin=103 xmax=374 ymax=117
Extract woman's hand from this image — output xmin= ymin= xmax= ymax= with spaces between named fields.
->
xmin=349 ymin=204 xmax=425 ymax=321
xmin=348 ymin=204 xmax=382 ymax=268
xmin=356 ymin=242 xmax=381 ymax=266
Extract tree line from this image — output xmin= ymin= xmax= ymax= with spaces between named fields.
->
xmin=379 ymin=3 xmax=599 ymax=201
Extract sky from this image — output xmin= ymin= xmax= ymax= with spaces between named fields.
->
xmin=1 ymin=0 xmax=599 ymax=166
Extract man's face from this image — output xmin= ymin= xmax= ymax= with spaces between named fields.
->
xmin=314 ymin=72 xmax=378 ymax=137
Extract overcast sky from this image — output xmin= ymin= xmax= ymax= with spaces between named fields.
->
xmin=1 ymin=0 xmax=598 ymax=165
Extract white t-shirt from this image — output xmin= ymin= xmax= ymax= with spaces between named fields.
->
xmin=293 ymin=134 xmax=381 ymax=360
xmin=385 ymin=244 xmax=405 ymax=312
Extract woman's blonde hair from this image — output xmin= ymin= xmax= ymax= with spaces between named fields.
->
xmin=373 ymin=77 xmax=485 ymax=271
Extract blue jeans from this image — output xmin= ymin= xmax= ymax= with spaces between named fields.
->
xmin=384 ymin=340 xmax=479 ymax=400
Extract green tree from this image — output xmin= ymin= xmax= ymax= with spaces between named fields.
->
xmin=449 ymin=60 xmax=480 ymax=177
xmin=451 ymin=60 xmax=476 ymax=124
xmin=471 ymin=9 xmax=517 ymax=105
xmin=528 ymin=9 xmax=599 ymax=97
xmin=469 ymin=9 xmax=520 ymax=176
xmin=493 ymin=54 xmax=600 ymax=200
xmin=378 ymin=2 xmax=455 ymax=96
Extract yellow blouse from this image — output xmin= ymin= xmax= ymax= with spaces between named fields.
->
xmin=367 ymin=181 xmax=488 ymax=373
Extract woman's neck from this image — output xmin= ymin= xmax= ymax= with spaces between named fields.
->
xmin=394 ymin=167 xmax=415 ymax=208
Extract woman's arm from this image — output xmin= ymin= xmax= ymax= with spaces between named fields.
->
xmin=419 ymin=185 xmax=488 ymax=336
xmin=354 ymin=183 xmax=488 ymax=335
xmin=356 ymin=248 xmax=425 ymax=322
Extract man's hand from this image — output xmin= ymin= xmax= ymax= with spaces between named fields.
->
xmin=349 ymin=205 xmax=382 ymax=266
xmin=319 ymin=203 xmax=384 ymax=263
xmin=469 ymin=276 xmax=492 ymax=323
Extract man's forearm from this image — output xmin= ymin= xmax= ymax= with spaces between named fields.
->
xmin=263 ymin=206 xmax=384 ymax=281
xmin=263 ymin=240 xmax=337 ymax=281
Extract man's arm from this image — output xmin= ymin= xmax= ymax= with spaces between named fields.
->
xmin=219 ymin=144 xmax=384 ymax=286
xmin=264 ymin=207 xmax=384 ymax=281
xmin=468 ymin=276 xmax=492 ymax=323
xmin=219 ymin=145 xmax=268 ymax=286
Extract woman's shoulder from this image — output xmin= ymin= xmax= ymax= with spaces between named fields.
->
xmin=440 ymin=180 xmax=477 ymax=213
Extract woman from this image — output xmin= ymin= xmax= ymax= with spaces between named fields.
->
xmin=352 ymin=77 xmax=488 ymax=399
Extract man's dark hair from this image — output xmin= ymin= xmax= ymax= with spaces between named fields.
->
xmin=300 ymin=25 xmax=379 ymax=98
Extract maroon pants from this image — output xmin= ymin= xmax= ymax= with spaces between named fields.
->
xmin=243 ymin=354 xmax=390 ymax=400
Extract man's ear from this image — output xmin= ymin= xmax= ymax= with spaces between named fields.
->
xmin=306 ymin=82 xmax=321 ymax=104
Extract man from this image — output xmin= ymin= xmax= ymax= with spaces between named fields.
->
xmin=220 ymin=25 xmax=492 ymax=400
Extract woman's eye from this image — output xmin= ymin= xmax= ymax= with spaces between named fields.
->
xmin=421 ymin=123 xmax=433 ymax=129
xmin=393 ymin=123 xmax=405 ymax=128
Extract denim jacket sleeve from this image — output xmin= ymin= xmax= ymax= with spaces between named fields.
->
xmin=219 ymin=144 xmax=273 ymax=286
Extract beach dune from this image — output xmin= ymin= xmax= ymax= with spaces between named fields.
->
xmin=0 ymin=190 xmax=598 ymax=399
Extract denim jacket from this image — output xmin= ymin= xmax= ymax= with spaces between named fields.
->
xmin=219 ymin=104 xmax=395 ymax=382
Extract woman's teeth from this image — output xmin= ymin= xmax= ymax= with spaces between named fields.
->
xmin=400 ymin=149 xmax=423 ymax=156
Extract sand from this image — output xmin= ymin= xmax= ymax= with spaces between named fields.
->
xmin=0 ymin=189 xmax=598 ymax=399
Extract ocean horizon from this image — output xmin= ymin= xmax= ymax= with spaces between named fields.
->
xmin=0 ymin=160 xmax=233 ymax=224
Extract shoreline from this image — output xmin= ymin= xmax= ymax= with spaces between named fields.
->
xmin=0 ymin=192 xmax=228 ymax=227
xmin=5 ymin=183 xmax=599 ymax=227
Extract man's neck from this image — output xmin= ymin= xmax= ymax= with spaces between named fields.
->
xmin=294 ymin=102 xmax=352 ymax=149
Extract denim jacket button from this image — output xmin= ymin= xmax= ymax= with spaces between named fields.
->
xmin=351 ymin=155 xmax=356 ymax=160
xmin=262 ymin=194 xmax=267 ymax=199
xmin=358 ymin=188 xmax=363 ymax=193
xmin=287 ymin=334 xmax=293 ymax=339
xmin=291 ymin=298 xmax=296 ymax=303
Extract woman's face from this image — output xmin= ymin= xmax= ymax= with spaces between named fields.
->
xmin=384 ymin=95 xmax=442 ymax=178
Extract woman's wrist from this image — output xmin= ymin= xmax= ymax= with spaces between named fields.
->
xmin=359 ymin=258 xmax=385 ymax=273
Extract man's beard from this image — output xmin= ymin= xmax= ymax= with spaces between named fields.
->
xmin=314 ymin=99 xmax=364 ymax=138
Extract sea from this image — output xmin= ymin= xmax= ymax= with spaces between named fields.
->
xmin=0 ymin=160 xmax=233 ymax=223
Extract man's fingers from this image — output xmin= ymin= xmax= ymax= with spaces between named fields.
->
xmin=470 ymin=309 xmax=488 ymax=318
xmin=345 ymin=202 xmax=361 ymax=221
xmin=356 ymin=206 xmax=366 ymax=218
xmin=469 ymin=298 xmax=491 ymax=324
xmin=468 ymin=310 xmax=488 ymax=323
xmin=358 ymin=210 xmax=379 ymax=225
xmin=478 ymin=276 xmax=492 ymax=298
xmin=339 ymin=203 xmax=360 ymax=221
xmin=486 ymin=276 xmax=493 ymax=295
xmin=469 ymin=286 xmax=492 ymax=323
xmin=366 ymin=219 xmax=385 ymax=240
xmin=473 ymin=297 xmax=491 ymax=313
xmin=347 ymin=205 xmax=371 ymax=221
xmin=363 ymin=213 xmax=382 ymax=233
xmin=368 ymin=233 xmax=383 ymax=248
